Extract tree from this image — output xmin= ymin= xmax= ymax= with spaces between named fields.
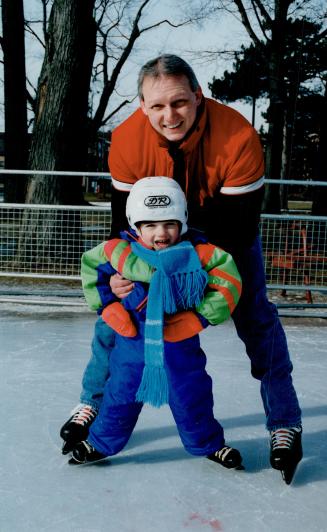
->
xmin=1 ymin=0 xmax=29 ymax=202
xmin=209 ymin=43 xmax=267 ymax=126
xmin=14 ymin=0 xmax=195 ymax=270
xmin=209 ymin=17 xmax=327 ymax=212
xmin=24 ymin=0 xmax=194 ymax=205
xmin=211 ymin=0 xmax=326 ymax=212
xmin=26 ymin=0 xmax=97 ymax=205
xmin=311 ymin=86 xmax=327 ymax=215
xmin=16 ymin=0 xmax=97 ymax=270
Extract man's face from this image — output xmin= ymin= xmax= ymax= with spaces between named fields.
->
xmin=140 ymin=74 xmax=202 ymax=142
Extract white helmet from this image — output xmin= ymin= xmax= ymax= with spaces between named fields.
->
xmin=126 ymin=176 xmax=188 ymax=234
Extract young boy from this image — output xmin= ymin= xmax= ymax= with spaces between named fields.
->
xmin=68 ymin=177 xmax=243 ymax=469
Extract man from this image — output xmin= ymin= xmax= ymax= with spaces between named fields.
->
xmin=61 ymin=55 xmax=302 ymax=484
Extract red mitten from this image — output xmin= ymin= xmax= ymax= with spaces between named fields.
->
xmin=164 ymin=311 xmax=204 ymax=342
xmin=102 ymin=302 xmax=137 ymax=337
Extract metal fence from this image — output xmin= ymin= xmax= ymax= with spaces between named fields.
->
xmin=0 ymin=203 xmax=111 ymax=279
xmin=0 ymin=171 xmax=326 ymax=305
xmin=261 ymin=214 xmax=327 ymax=299
xmin=0 ymin=203 xmax=326 ymax=293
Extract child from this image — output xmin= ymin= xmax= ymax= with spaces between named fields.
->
xmin=69 ymin=176 xmax=243 ymax=469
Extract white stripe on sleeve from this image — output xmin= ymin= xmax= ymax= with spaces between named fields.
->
xmin=111 ymin=177 xmax=134 ymax=192
xmin=220 ymin=176 xmax=265 ymax=195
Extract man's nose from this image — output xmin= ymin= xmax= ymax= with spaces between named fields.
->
xmin=164 ymin=105 xmax=177 ymax=123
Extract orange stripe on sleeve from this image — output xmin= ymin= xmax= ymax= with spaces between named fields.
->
xmin=208 ymin=284 xmax=237 ymax=314
xmin=104 ymin=239 xmax=121 ymax=260
xmin=194 ymin=243 xmax=215 ymax=266
xmin=117 ymin=244 xmax=132 ymax=273
xmin=209 ymin=267 xmax=242 ymax=295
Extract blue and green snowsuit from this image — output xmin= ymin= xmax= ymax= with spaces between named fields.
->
xmin=81 ymin=229 xmax=242 ymax=457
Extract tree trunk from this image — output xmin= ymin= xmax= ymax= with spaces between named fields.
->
xmin=17 ymin=0 xmax=96 ymax=271
xmin=311 ymin=87 xmax=327 ymax=216
xmin=26 ymin=0 xmax=96 ymax=205
xmin=262 ymin=0 xmax=290 ymax=213
xmin=1 ymin=0 xmax=28 ymax=202
xmin=279 ymin=111 xmax=289 ymax=210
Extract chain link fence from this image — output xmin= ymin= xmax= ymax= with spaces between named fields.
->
xmin=261 ymin=214 xmax=327 ymax=292
xmin=1 ymin=204 xmax=326 ymax=291
xmin=0 ymin=203 xmax=111 ymax=279
xmin=0 ymin=172 xmax=326 ymax=314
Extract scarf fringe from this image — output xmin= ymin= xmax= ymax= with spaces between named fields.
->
xmin=131 ymin=240 xmax=208 ymax=408
xmin=136 ymin=366 xmax=169 ymax=408
xmin=162 ymin=269 xmax=208 ymax=314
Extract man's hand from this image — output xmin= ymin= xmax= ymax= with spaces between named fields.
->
xmin=110 ymin=273 xmax=134 ymax=299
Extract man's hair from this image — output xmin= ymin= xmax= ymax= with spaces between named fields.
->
xmin=137 ymin=54 xmax=200 ymax=99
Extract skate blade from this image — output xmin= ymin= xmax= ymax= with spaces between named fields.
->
xmin=281 ymin=463 xmax=299 ymax=485
xmin=68 ymin=455 xmax=109 ymax=466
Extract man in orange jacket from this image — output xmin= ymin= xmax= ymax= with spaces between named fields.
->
xmin=61 ymin=55 xmax=302 ymax=484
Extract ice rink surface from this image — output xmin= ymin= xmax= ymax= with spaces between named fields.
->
xmin=1 ymin=305 xmax=326 ymax=532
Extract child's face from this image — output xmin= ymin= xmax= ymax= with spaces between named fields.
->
xmin=138 ymin=220 xmax=180 ymax=250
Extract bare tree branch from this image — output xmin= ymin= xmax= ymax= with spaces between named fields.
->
xmin=252 ymin=0 xmax=272 ymax=26
xmin=250 ymin=0 xmax=271 ymax=41
xmin=101 ymin=96 xmax=137 ymax=126
xmin=24 ymin=21 xmax=46 ymax=49
xmin=139 ymin=17 xmax=194 ymax=34
xmin=41 ymin=0 xmax=48 ymax=43
xmin=232 ymin=0 xmax=265 ymax=50
xmin=91 ymin=0 xmax=151 ymax=133
xmin=26 ymin=88 xmax=36 ymax=113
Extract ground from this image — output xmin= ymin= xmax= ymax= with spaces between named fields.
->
xmin=0 ymin=303 xmax=326 ymax=532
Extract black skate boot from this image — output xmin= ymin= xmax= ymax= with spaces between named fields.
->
xmin=270 ymin=427 xmax=303 ymax=485
xmin=207 ymin=446 xmax=244 ymax=470
xmin=60 ymin=404 xmax=97 ymax=454
xmin=68 ymin=440 xmax=107 ymax=465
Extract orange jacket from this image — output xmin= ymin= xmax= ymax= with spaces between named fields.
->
xmin=108 ymin=98 xmax=264 ymax=205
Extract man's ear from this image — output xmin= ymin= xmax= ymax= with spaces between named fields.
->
xmin=195 ymin=87 xmax=203 ymax=107
xmin=140 ymin=99 xmax=148 ymax=116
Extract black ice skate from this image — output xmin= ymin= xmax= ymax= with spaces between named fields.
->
xmin=68 ymin=440 xmax=107 ymax=465
xmin=60 ymin=404 xmax=97 ymax=454
xmin=207 ymin=446 xmax=244 ymax=470
xmin=270 ymin=427 xmax=303 ymax=484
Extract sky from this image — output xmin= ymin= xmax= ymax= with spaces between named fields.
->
xmin=0 ymin=0 xmax=268 ymax=132
xmin=94 ymin=0 xmax=268 ymax=130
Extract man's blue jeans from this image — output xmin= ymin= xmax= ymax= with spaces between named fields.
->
xmin=230 ymin=236 xmax=301 ymax=430
xmin=80 ymin=236 xmax=302 ymax=431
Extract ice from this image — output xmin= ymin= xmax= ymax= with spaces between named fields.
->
xmin=0 ymin=306 xmax=326 ymax=532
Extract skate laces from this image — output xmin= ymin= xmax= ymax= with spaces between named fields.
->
xmin=71 ymin=405 xmax=97 ymax=426
xmin=271 ymin=427 xmax=301 ymax=451
xmin=213 ymin=446 xmax=233 ymax=462
xmin=81 ymin=440 xmax=95 ymax=454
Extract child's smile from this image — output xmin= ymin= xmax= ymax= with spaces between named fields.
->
xmin=137 ymin=220 xmax=180 ymax=250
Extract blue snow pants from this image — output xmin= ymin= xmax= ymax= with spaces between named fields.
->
xmin=87 ymin=329 xmax=225 ymax=457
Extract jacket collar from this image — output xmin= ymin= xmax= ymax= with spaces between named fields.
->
xmin=120 ymin=227 xmax=208 ymax=246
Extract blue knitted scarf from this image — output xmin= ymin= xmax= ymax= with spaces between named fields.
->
xmin=130 ymin=240 xmax=208 ymax=408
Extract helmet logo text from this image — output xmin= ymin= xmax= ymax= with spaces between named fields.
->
xmin=144 ymin=195 xmax=171 ymax=208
